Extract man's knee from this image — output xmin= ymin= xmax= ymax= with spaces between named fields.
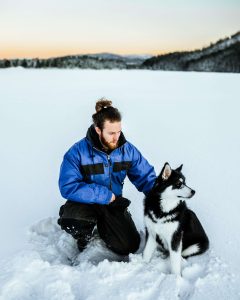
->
xmin=58 ymin=201 xmax=97 ymax=236
xmin=58 ymin=217 xmax=95 ymax=239
xmin=58 ymin=200 xmax=97 ymax=223
xmin=106 ymin=232 xmax=141 ymax=255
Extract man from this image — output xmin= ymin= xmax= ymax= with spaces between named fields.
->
xmin=58 ymin=99 xmax=156 ymax=256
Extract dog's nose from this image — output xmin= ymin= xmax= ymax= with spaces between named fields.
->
xmin=191 ymin=190 xmax=195 ymax=196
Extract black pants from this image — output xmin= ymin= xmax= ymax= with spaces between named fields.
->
xmin=58 ymin=200 xmax=140 ymax=255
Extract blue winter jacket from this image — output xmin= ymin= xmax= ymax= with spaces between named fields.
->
xmin=58 ymin=125 xmax=156 ymax=205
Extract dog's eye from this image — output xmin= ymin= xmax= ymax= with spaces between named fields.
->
xmin=176 ymin=181 xmax=183 ymax=188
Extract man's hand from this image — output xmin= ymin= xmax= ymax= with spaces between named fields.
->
xmin=108 ymin=196 xmax=131 ymax=210
xmin=110 ymin=193 xmax=116 ymax=203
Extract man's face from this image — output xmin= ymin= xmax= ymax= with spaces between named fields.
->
xmin=95 ymin=120 xmax=122 ymax=150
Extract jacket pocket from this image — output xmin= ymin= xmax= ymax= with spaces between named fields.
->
xmin=81 ymin=163 xmax=104 ymax=175
xmin=113 ymin=161 xmax=132 ymax=172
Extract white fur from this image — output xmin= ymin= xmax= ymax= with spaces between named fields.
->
xmin=161 ymin=185 xmax=193 ymax=205
xmin=182 ymin=244 xmax=200 ymax=258
xmin=169 ymin=239 xmax=182 ymax=275
xmin=142 ymin=230 xmax=157 ymax=262
xmin=160 ymin=196 xmax=181 ymax=213
xmin=143 ymin=215 xmax=182 ymax=275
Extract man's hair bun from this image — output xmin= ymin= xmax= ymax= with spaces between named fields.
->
xmin=92 ymin=97 xmax=121 ymax=130
xmin=95 ymin=98 xmax=112 ymax=113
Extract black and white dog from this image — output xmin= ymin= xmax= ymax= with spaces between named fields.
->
xmin=143 ymin=163 xmax=209 ymax=275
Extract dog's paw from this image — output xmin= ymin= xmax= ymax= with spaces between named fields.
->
xmin=182 ymin=263 xmax=205 ymax=281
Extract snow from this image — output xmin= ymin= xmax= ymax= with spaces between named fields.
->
xmin=0 ymin=68 xmax=240 ymax=299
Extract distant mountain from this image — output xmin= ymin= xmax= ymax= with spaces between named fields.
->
xmin=87 ymin=53 xmax=125 ymax=60
xmin=0 ymin=53 xmax=151 ymax=70
xmin=0 ymin=32 xmax=239 ymax=72
xmin=87 ymin=52 xmax=152 ymax=60
xmin=142 ymin=31 xmax=240 ymax=73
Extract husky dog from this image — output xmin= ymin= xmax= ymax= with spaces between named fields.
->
xmin=143 ymin=163 xmax=209 ymax=275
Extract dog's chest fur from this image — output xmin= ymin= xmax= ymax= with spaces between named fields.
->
xmin=144 ymin=195 xmax=187 ymax=248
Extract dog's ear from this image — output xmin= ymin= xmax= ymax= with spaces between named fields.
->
xmin=175 ymin=164 xmax=183 ymax=172
xmin=160 ymin=162 xmax=172 ymax=181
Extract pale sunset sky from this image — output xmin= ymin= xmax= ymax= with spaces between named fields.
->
xmin=0 ymin=0 xmax=239 ymax=59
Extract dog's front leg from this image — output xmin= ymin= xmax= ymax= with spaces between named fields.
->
xmin=143 ymin=231 xmax=156 ymax=262
xmin=169 ymin=238 xmax=182 ymax=276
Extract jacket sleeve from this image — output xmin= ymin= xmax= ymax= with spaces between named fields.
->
xmin=127 ymin=144 xmax=156 ymax=195
xmin=58 ymin=147 xmax=112 ymax=205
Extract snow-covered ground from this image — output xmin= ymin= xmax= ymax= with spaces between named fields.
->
xmin=0 ymin=68 xmax=239 ymax=299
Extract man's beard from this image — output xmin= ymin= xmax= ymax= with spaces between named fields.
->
xmin=100 ymin=134 xmax=118 ymax=150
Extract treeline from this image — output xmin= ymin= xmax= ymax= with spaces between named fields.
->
xmin=1 ymin=32 xmax=239 ymax=73
xmin=143 ymin=32 xmax=240 ymax=73
xmin=0 ymin=55 xmax=137 ymax=69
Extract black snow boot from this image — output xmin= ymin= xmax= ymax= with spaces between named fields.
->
xmin=75 ymin=221 xmax=96 ymax=252
xmin=58 ymin=217 xmax=96 ymax=252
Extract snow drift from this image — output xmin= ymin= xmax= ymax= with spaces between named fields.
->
xmin=0 ymin=69 xmax=239 ymax=299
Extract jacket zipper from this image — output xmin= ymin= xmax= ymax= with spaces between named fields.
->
xmin=92 ymin=146 xmax=113 ymax=190
xmin=108 ymin=155 xmax=112 ymax=190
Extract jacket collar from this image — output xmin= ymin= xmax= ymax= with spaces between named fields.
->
xmin=86 ymin=124 xmax=126 ymax=153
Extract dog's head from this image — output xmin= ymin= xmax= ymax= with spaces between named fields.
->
xmin=153 ymin=162 xmax=195 ymax=200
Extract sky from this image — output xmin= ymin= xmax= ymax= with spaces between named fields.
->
xmin=0 ymin=0 xmax=239 ymax=59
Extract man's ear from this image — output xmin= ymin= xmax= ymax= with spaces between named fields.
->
xmin=160 ymin=162 xmax=172 ymax=180
xmin=95 ymin=126 xmax=101 ymax=136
